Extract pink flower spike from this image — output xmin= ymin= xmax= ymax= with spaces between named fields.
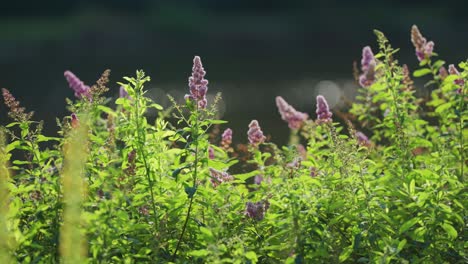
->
xmin=247 ymin=120 xmax=266 ymax=146
xmin=186 ymin=56 xmax=209 ymax=109
xmin=361 ymin=46 xmax=375 ymax=72
xmin=245 ymin=201 xmax=269 ymax=221
xmin=359 ymin=46 xmax=376 ymax=87
xmin=275 ymin=96 xmax=309 ymax=129
xmin=209 ymin=168 xmax=233 ymax=188
xmin=119 ymin=85 xmax=131 ymax=99
xmin=411 ymin=25 xmax=435 ymax=62
xmin=356 ymin=131 xmax=371 ymax=146
xmin=64 ymin=71 xmax=91 ymax=100
xmin=448 ymin=64 xmax=465 ymax=87
xmin=316 ymin=95 xmax=333 ymax=123
xmin=221 ymin=128 xmax=233 ymax=150
xmin=208 ymin=146 xmax=215 ymax=159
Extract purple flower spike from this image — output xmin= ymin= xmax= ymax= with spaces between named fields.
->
xmin=208 ymin=146 xmax=215 ymax=159
xmin=245 ymin=201 xmax=269 ymax=221
xmin=356 ymin=131 xmax=371 ymax=146
xmin=316 ymin=95 xmax=333 ymax=124
xmin=359 ymin=46 xmax=376 ymax=87
xmin=361 ymin=46 xmax=375 ymax=72
xmin=309 ymin=167 xmax=318 ymax=177
xmin=254 ymin=175 xmax=264 ymax=185
xmin=275 ymin=96 xmax=309 ymax=129
xmin=448 ymin=64 xmax=465 ymax=87
xmin=119 ymin=85 xmax=131 ymax=99
xmin=247 ymin=120 xmax=266 ymax=146
xmin=221 ymin=128 xmax=233 ymax=150
xmin=411 ymin=25 xmax=435 ymax=62
xmin=185 ymin=56 xmax=209 ymax=109
xmin=439 ymin=66 xmax=448 ymax=80
xmin=64 ymin=71 xmax=91 ymax=100
xmin=209 ymin=168 xmax=233 ymax=188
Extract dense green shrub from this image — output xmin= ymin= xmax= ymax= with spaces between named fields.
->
xmin=0 ymin=27 xmax=466 ymax=263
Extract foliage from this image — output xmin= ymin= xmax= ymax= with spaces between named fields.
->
xmin=0 ymin=27 xmax=466 ymax=263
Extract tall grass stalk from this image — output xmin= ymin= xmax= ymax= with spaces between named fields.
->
xmin=59 ymin=115 xmax=89 ymax=264
xmin=0 ymin=130 xmax=13 ymax=263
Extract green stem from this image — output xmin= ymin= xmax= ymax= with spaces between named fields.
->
xmin=173 ymin=106 xmax=201 ymax=259
xmin=134 ymin=80 xmax=159 ymax=233
xmin=458 ymin=86 xmax=465 ymax=182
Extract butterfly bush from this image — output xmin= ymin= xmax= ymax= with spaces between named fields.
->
xmin=359 ymin=46 xmax=377 ymax=87
xmin=439 ymin=66 xmax=449 ymax=80
xmin=275 ymin=96 xmax=309 ymax=129
xmin=0 ymin=26 xmax=465 ymax=264
xmin=2 ymin=88 xmax=32 ymax=121
xmin=185 ymin=56 xmax=208 ymax=109
xmin=245 ymin=201 xmax=269 ymax=221
xmin=64 ymin=70 xmax=91 ymax=100
xmin=247 ymin=120 xmax=266 ymax=145
xmin=208 ymin=147 xmax=215 ymax=159
xmin=119 ymin=85 xmax=131 ymax=99
xmin=448 ymin=64 xmax=465 ymax=86
xmin=355 ymin=131 xmax=370 ymax=146
xmin=208 ymin=168 xmax=233 ymax=188
xmin=220 ymin=128 xmax=233 ymax=150
xmin=315 ymin=95 xmax=332 ymax=123
xmin=411 ymin=25 xmax=434 ymax=61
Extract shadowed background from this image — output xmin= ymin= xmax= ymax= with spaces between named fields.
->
xmin=1 ymin=0 xmax=467 ymax=144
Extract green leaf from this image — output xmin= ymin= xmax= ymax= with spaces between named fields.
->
xmin=413 ymin=68 xmax=432 ymax=77
xmin=5 ymin=140 xmax=21 ymax=153
xmin=149 ymin=103 xmax=163 ymax=110
xmin=441 ymin=223 xmax=458 ymax=240
xmin=36 ymin=135 xmax=60 ymax=142
xmin=339 ymin=245 xmax=353 ymax=262
xmin=399 ymin=218 xmax=419 ymax=234
xmin=233 ymin=170 xmax=260 ymax=182
xmin=397 ymin=239 xmax=407 ymax=253
xmin=96 ymin=105 xmax=116 ymax=116
xmin=206 ymin=119 xmax=228 ymax=125
xmin=245 ymin=251 xmax=258 ymax=263
xmin=435 ymin=102 xmax=452 ymax=114
xmin=409 ymin=179 xmax=415 ymax=195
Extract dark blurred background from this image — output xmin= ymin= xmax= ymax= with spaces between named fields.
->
xmin=1 ymin=0 xmax=467 ymax=144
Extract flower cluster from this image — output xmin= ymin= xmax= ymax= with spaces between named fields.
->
xmin=359 ymin=46 xmax=377 ymax=87
xmin=245 ymin=200 xmax=269 ymax=221
xmin=355 ymin=131 xmax=371 ymax=147
xmin=125 ymin=149 xmax=137 ymax=176
xmin=64 ymin=71 xmax=91 ymax=100
xmin=185 ymin=56 xmax=208 ymax=109
xmin=220 ymin=128 xmax=233 ymax=150
xmin=411 ymin=25 xmax=434 ymax=62
xmin=2 ymin=88 xmax=33 ymax=121
xmin=439 ymin=66 xmax=449 ymax=80
xmin=315 ymin=95 xmax=332 ymax=123
xmin=208 ymin=147 xmax=215 ymax=159
xmin=275 ymin=96 xmax=309 ymax=129
xmin=401 ymin=64 xmax=414 ymax=92
xmin=209 ymin=168 xmax=233 ymax=188
xmin=309 ymin=167 xmax=318 ymax=177
xmin=247 ymin=120 xmax=266 ymax=146
xmin=448 ymin=64 xmax=465 ymax=87
xmin=286 ymin=157 xmax=302 ymax=171
xmin=119 ymin=86 xmax=132 ymax=99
